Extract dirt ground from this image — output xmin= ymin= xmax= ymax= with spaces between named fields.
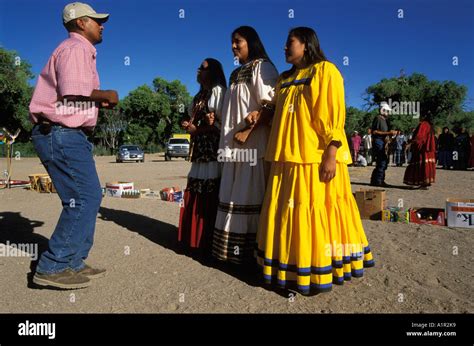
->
xmin=0 ymin=154 xmax=473 ymax=313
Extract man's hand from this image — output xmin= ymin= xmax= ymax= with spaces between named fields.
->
xmin=89 ymin=89 xmax=119 ymax=109
xmin=101 ymin=90 xmax=118 ymax=109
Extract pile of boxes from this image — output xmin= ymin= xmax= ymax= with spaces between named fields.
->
xmin=105 ymin=182 xmax=135 ymax=198
xmin=408 ymin=207 xmax=445 ymax=226
xmin=29 ymin=173 xmax=55 ymax=193
xmin=445 ymin=198 xmax=474 ymax=228
xmin=103 ymin=181 xmax=185 ymax=203
xmin=354 ymin=189 xmax=473 ymax=229
xmin=354 ymin=189 xmax=386 ymax=220
xmin=121 ymin=189 xmax=141 ymax=199
xmin=159 ymin=187 xmax=183 ymax=203
xmin=382 ymin=207 xmax=410 ymax=223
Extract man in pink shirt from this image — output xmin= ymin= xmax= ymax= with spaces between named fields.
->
xmin=29 ymin=2 xmax=118 ymax=289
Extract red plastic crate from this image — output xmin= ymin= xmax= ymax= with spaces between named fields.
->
xmin=409 ymin=208 xmax=445 ymax=226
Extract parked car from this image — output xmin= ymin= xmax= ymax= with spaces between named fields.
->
xmin=165 ymin=138 xmax=190 ymax=161
xmin=116 ymin=145 xmax=145 ymax=163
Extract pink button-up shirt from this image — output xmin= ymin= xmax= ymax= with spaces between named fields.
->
xmin=29 ymin=32 xmax=100 ymax=128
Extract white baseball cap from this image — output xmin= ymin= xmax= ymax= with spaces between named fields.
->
xmin=63 ymin=2 xmax=109 ymax=24
xmin=380 ymin=101 xmax=392 ymax=112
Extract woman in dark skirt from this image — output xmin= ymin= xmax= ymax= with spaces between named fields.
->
xmin=403 ymin=115 xmax=436 ymax=189
xmin=178 ymin=58 xmax=226 ymax=257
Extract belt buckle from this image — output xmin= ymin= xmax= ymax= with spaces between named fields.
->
xmin=38 ymin=121 xmax=53 ymax=135
xmin=81 ymin=127 xmax=93 ymax=136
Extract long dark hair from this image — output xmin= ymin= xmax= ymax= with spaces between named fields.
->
xmin=232 ymin=26 xmax=272 ymax=64
xmin=203 ymin=58 xmax=226 ymax=89
xmin=281 ymin=27 xmax=328 ymax=79
xmin=413 ymin=113 xmax=435 ymax=139
xmin=193 ymin=58 xmax=226 ymax=109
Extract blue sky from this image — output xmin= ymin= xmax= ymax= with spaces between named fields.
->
xmin=1 ymin=0 xmax=473 ymax=110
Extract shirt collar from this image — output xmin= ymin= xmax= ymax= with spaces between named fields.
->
xmin=69 ymin=32 xmax=97 ymax=55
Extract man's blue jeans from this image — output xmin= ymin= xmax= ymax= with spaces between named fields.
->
xmin=32 ymin=125 xmax=102 ymax=274
xmin=370 ymin=138 xmax=388 ymax=184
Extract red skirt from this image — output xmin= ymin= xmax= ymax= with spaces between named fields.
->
xmin=403 ymin=149 xmax=436 ymax=185
xmin=178 ymin=181 xmax=219 ymax=254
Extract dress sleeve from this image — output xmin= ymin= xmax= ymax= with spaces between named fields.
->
xmin=251 ymin=60 xmax=278 ymax=105
xmin=414 ymin=121 xmax=429 ymax=150
xmin=312 ymin=62 xmax=347 ymax=147
xmin=207 ymin=85 xmax=226 ymax=129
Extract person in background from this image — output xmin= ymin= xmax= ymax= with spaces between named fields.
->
xmin=469 ymin=133 xmax=474 ymax=169
xmin=437 ymin=127 xmax=454 ymax=169
xmin=394 ymin=130 xmax=406 ymax=167
xmin=362 ymin=128 xmax=373 ymax=165
xmin=356 ymin=153 xmax=368 ymax=167
xmin=453 ymin=128 xmax=470 ymax=170
xmin=403 ymin=114 xmax=436 ymax=189
xmin=370 ymin=102 xmax=397 ymax=187
xmin=405 ymin=127 xmax=416 ymax=164
xmin=350 ymin=131 xmax=362 ymax=164
xmin=388 ymin=131 xmax=397 ymax=166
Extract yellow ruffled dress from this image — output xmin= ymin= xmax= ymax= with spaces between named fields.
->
xmin=256 ymin=61 xmax=374 ymax=294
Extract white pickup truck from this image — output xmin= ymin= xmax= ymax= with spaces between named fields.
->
xmin=165 ymin=137 xmax=190 ymax=161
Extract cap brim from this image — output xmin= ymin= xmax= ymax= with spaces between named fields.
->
xmin=88 ymin=13 xmax=109 ymax=23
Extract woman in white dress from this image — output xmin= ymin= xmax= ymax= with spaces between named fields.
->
xmin=213 ymin=26 xmax=279 ymax=265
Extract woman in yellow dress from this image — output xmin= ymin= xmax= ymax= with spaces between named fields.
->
xmin=257 ymin=27 xmax=374 ymax=295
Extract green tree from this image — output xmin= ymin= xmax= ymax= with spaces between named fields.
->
xmin=0 ymin=48 xmax=35 ymax=141
xmin=122 ymin=123 xmax=153 ymax=147
xmin=152 ymin=78 xmax=192 ymax=143
xmin=119 ymin=79 xmax=192 ymax=148
xmin=364 ymin=73 xmax=470 ymax=133
xmin=345 ymin=106 xmax=374 ymax=135
xmin=94 ymin=107 xmax=127 ymax=154
xmin=446 ymin=110 xmax=474 ymax=133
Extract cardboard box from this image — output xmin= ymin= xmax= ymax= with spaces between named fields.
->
xmin=106 ymin=182 xmax=134 ymax=198
xmin=160 ymin=187 xmax=182 ymax=201
xmin=172 ymin=191 xmax=184 ymax=203
xmin=159 ymin=188 xmax=172 ymax=201
xmin=121 ymin=190 xmax=141 ymax=199
xmin=354 ymin=189 xmax=386 ymax=220
xmin=382 ymin=207 xmax=410 ymax=223
xmin=409 ymin=208 xmax=445 ymax=226
xmin=446 ymin=198 xmax=474 ymax=228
